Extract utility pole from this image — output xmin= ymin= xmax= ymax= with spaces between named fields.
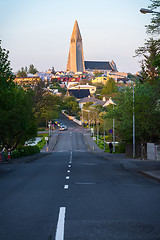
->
xmin=97 ymin=113 xmax=99 ymax=146
xmin=133 ymin=83 xmax=135 ymax=158
xmin=113 ymin=105 xmax=115 ymax=153
xmin=92 ymin=112 xmax=94 ymax=139
xmin=104 ymin=117 xmax=105 ymax=151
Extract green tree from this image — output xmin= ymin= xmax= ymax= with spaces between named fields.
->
xmin=135 ymin=38 xmax=160 ymax=84
xmin=0 ymin=40 xmax=15 ymax=85
xmin=101 ymin=78 xmax=118 ymax=97
xmin=146 ymin=0 xmax=160 ymax=35
xmin=28 ymin=64 xmax=38 ymax=74
xmin=29 ymin=80 xmax=62 ymax=126
xmin=0 ymin=41 xmax=37 ymax=150
xmin=93 ymin=70 xmax=103 ymax=78
xmin=110 ymin=83 xmax=160 ymax=144
xmin=17 ymin=67 xmax=27 ymax=77
xmin=63 ymin=96 xmax=80 ymax=116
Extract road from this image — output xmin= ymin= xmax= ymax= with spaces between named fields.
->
xmin=0 ymin=115 xmax=160 ymax=240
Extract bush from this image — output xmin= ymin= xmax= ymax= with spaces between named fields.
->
xmin=115 ymin=143 xmax=125 ymax=153
xmin=11 ymin=145 xmax=40 ymax=159
xmin=10 ymin=150 xmax=21 ymax=159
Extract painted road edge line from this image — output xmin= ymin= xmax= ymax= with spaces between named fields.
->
xmin=55 ymin=207 xmax=66 ymax=240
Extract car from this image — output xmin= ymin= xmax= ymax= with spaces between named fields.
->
xmin=59 ymin=126 xmax=65 ymax=131
xmin=63 ymin=125 xmax=68 ymax=130
xmin=59 ymin=124 xmax=68 ymax=131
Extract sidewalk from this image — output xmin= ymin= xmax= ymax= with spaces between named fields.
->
xmin=41 ymin=133 xmax=59 ymax=152
xmin=83 ymin=132 xmax=160 ymax=182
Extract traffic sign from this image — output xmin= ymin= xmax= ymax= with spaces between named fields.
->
xmin=109 ymin=129 xmax=113 ymax=134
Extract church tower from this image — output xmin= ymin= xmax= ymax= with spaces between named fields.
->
xmin=66 ymin=20 xmax=85 ymax=73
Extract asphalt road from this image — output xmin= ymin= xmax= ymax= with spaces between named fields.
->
xmin=0 ymin=116 xmax=160 ymax=240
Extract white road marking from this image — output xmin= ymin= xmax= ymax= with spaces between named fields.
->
xmin=67 ymin=170 xmax=70 ymax=173
xmin=68 ymin=164 xmax=71 ymax=168
xmin=70 ymin=151 xmax=72 ymax=163
xmin=75 ymin=182 xmax=96 ymax=185
xmin=64 ymin=185 xmax=69 ymax=189
xmin=55 ymin=207 xmax=66 ymax=240
xmin=66 ymin=176 xmax=70 ymax=179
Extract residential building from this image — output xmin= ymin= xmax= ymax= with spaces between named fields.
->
xmin=78 ymin=96 xmax=99 ymax=109
xmin=68 ymin=83 xmax=96 ymax=95
xmin=67 ymin=89 xmax=90 ymax=100
xmin=14 ymin=76 xmax=41 ymax=88
xmin=92 ymin=76 xmax=108 ymax=84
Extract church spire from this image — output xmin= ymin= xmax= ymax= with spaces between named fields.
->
xmin=66 ymin=21 xmax=85 ymax=73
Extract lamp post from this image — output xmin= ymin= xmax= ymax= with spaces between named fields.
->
xmin=113 ymin=105 xmax=115 ymax=153
xmin=140 ymin=8 xmax=160 ymax=14
xmin=48 ymin=121 xmax=52 ymax=137
xmin=96 ymin=112 xmax=99 ymax=146
xmin=92 ymin=112 xmax=94 ymax=139
xmin=132 ymin=82 xmax=135 ymax=158
xmin=103 ymin=116 xmax=106 ymax=151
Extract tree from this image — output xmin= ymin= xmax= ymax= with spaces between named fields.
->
xmin=146 ymin=0 xmax=160 ymax=35
xmin=28 ymin=80 xmax=62 ymax=126
xmin=0 ymin=40 xmax=15 ymax=85
xmin=63 ymin=96 xmax=80 ymax=116
xmin=135 ymin=38 xmax=160 ymax=84
xmin=93 ymin=70 xmax=103 ymax=78
xmin=28 ymin=64 xmax=38 ymax=74
xmin=17 ymin=67 xmax=27 ymax=77
xmin=110 ymin=83 xmax=160 ymax=144
xmin=0 ymin=41 xmax=37 ymax=150
xmin=101 ymin=78 xmax=118 ymax=97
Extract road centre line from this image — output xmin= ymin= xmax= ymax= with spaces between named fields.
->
xmin=55 ymin=207 xmax=66 ymax=240
xmin=67 ymin=170 xmax=70 ymax=173
xmin=66 ymin=176 xmax=70 ymax=179
xmin=70 ymin=151 xmax=72 ymax=163
xmin=64 ymin=185 xmax=68 ymax=189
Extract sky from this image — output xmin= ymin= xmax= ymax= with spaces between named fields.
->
xmin=0 ymin=0 xmax=152 ymax=74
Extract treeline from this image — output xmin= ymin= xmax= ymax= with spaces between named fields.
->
xmin=0 ymin=42 xmax=62 ymax=151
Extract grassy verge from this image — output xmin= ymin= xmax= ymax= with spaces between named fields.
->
xmin=37 ymin=133 xmax=49 ymax=150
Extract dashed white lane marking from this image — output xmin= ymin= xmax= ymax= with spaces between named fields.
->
xmin=68 ymin=164 xmax=71 ymax=168
xmin=67 ymin=170 xmax=70 ymax=173
xmin=64 ymin=185 xmax=69 ymax=189
xmin=75 ymin=182 xmax=96 ymax=185
xmin=55 ymin=207 xmax=66 ymax=240
xmin=70 ymin=151 xmax=72 ymax=162
xmin=66 ymin=176 xmax=70 ymax=180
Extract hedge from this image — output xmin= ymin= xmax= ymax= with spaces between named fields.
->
xmin=11 ymin=145 xmax=40 ymax=159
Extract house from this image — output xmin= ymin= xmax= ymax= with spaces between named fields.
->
xmin=14 ymin=76 xmax=41 ymax=88
xmin=67 ymin=89 xmax=91 ymax=100
xmin=92 ymin=76 xmax=108 ymax=84
xmin=91 ymin=97 xmax=116 ymax=108
xmin=68 ymin=83 xmax=96 ymax=95
xmin=78 ymin=96 xmax=99 ymax=109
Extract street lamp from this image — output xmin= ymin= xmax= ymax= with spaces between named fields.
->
xmin=48 ymin=121 xmax=52 ymax=137
xmin=140 ymin=8 xmax=160 ymax=14
xmin=132 ymin=82 xmax=135 ymax=158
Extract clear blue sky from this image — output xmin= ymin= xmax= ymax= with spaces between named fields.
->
xmin=1 ymin=0 xmax=152 ymax=74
